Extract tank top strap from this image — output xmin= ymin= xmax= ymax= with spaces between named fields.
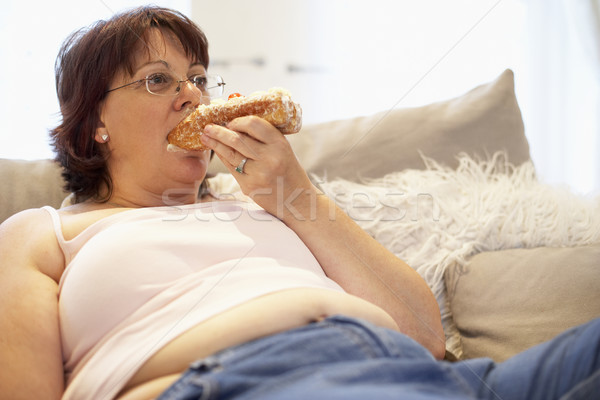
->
xmin=41 ymin=205 xmax=71 ymax=260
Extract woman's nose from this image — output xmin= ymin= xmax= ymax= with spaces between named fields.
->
xmin=174 ymin=81 xmax=210 ymax=110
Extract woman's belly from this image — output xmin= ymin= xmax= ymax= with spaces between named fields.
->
xmin=116 ymin=288 xmax=398 ymax=400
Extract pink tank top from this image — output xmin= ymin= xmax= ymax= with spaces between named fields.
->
xmin=44 ymin=201 xmax=343 ymax=400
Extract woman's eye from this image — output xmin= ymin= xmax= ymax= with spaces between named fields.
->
xmin=147 ymin=73 xmax=170 ymax=85
xmin=190 ymin=75 xmax=208 ymax=89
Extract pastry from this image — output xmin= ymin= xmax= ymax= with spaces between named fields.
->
xmin=167 ymin=88 xmax=302 ymax=151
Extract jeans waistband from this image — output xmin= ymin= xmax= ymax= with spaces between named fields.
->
xmin=189 ymin=315 xmax=432 ymax=373
xmin=158 ymin=315 xmax=439 ymax=400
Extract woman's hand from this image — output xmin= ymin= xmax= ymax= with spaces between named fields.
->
xmin=200 ymin=116 xmax=317 ymax=219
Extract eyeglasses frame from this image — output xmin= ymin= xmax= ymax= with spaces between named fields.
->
xmin=105 ymin=74 xmax=226 ymax=97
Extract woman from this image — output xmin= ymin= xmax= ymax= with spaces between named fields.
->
xmin=0 ymin=6 xmax=597 ymax=400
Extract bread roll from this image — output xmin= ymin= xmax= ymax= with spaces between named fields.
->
xmin=167 ymin=88 xmax=302 ymax=151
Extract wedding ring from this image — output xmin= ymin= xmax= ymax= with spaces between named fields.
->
xmin=235 ymin=158 xmax=248 ymax=174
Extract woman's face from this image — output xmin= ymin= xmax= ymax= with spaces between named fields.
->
xmin=98 ymin=28 xmax=211 ymax=201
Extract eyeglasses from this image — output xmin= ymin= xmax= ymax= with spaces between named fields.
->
xmin=106 ymin=73 xmax=226 ymax=98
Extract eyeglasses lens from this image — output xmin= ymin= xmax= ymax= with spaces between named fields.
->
xmin=145 ymin=74 xmax=224 ymax=98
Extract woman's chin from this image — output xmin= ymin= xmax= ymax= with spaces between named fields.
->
xmin=164 ymin=144 xmax=210 ymax=179
xmin=176 ymin=157 xmax=208 ymax=176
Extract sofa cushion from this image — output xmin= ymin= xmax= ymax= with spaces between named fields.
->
xmin=445 ymin=244 xmax=600 ymax=361
xmin=208 ymin=69 xmax=530 ymax=181
xmin=0 ymin=159 xmax=69 ymax=223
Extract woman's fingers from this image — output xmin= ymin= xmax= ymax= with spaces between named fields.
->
xmin=201 ymin=116 xmax=290 ymax=169
xmin=201 ymin=124 xmax=260 ymax=165
xmin=226 ymin=116 xmax=280 ymax=145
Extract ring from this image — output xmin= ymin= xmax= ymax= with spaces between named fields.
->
xmin=235 ymin=158 xmax=248 ymax=174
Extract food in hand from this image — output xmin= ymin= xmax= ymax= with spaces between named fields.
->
xmin=167 ymin=88 xmax=302 ymax=151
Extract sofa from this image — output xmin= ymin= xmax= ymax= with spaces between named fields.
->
xmin=2 ymin=69 xmax=598 ymax=361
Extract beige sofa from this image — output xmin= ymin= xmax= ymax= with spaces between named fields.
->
xmin=2 ymin=69 xmax=598 ymax=361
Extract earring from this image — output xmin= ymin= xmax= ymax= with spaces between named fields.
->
xmin=101 ymin=134 xmax=109 ymax=142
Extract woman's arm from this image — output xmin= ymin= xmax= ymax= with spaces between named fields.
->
xmin=282 ymin=192 xmax=445 ymax=359
xmin=201 ymin=117 xmax=445 ymax=359
xmin=0 ymin=210 xmax=65 ymax=400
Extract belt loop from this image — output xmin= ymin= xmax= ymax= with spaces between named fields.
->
xmin=190 ymin=356 xmax=221 ymax=372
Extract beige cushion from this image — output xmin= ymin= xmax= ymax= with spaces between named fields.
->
xmin=208 ymin=69 xmax=530 ymax=181
xmin=445 ymin=245 xmax=600 ymax=361
xmin=0 ymin=159 xmax=69 ymax=223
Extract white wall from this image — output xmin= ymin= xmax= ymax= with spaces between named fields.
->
xmin=521 ymin=0 xmax=600 ymax=195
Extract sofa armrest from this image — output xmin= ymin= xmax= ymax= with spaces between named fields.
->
xmin=0 ymin=159 xmax=69 ymax=224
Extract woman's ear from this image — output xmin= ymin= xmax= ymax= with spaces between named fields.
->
xmin=95 ymin=123 xmax=109 ymax=143
xmin=95 ymin=109 xmax=109 ymax=143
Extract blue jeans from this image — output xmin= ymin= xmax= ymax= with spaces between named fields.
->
xmin=157 ymin=315 xmax=600 ymax=400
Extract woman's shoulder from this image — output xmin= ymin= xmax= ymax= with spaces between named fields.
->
xmin=0 ymin=207 xmax=54 ymax=235
xmin=0 ymin=207 xmax=65 ymax=282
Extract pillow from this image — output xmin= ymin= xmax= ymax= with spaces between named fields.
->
xmin=208 ymin=69 xmax=530 ymax=181
xmin=445 ymin=245 xmax=600 ymax=362
xmin=316 ymin=153 xmax=600 ymax=360
xmin=0 ymin=158 xmax=69 ymax=223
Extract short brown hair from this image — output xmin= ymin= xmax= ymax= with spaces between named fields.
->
xmin=50 ymin=6 xmax=209 ymax=203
